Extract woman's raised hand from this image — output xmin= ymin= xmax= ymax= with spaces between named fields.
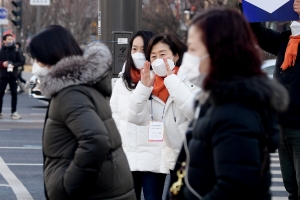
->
xmin=141 ymin=61 xmax=156 ymax=87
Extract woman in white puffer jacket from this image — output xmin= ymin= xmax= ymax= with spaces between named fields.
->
xmin=126 ymin=33 xmax=200 ymax=200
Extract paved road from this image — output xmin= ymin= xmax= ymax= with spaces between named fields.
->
xmin=0 ymin=90 xmax=47 ymax=200
xmin=0 ymin=72 xmax=290 ymax=199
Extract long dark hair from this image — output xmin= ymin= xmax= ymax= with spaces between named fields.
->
xmin=146 ymin=33 xmax=187 ymax=66
xmin=190 ymin=8 xmax=265 ymax=91
xmin=27 ymin=25 xmax=83 ymax=66
xmin=123 ymin=30 xmax=155 ymax=90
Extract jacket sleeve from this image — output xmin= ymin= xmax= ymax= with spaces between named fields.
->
xmin=250 ymin=23 xmax=281 ymax=56
xmin=13 ymin=50 xmax=22 ymax=68
xmin=164 ymin=74 xmax=200 ymax=120
xmin=203 ymin=107 xmax=262 ymax=200
xmin=59 ymin=90 xmax=111 ymax=197
xmin=110 ymin=78 xmax=121 ymax=129
xmin=127 ymin=82 xmax=152 ymax=125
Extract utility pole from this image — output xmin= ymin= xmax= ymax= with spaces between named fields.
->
xmin=1 ymin=0 xmax=3 ymax=38
xmin=98 ymin=0 xmax=142 ymax=77
xmin=36 ymin=6 xmax=41 ymax=33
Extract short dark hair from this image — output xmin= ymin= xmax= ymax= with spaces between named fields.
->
xmin=27 ymin=25 xmax=83 ymax=66
xmin=123 ymin=30 xmax=155 ymax=90
xmin=3 ymin=34 xmax=13 ymax=41
xmin=15 ymin=42 xmax=21 ymax=48
xmin=191 ymin=8 xmax=264 ymax=91
xmin=146 ymin=33 xmax=187 ymax=66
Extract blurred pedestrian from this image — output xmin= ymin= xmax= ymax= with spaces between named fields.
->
xmin=239 ymin=1 xmax=300 ymax=199
xmin=126 ymin=33 xmax=199 ymax=200
xmin=15 ymin=42 xmax=27 ymax=93
xmin=27 ymin=25 xmax=136 ymax=200
xmin=110 ymin=30 xmax=158 ymax=199
xmin=170 ymin=8 xmax=289 ymax=200
xmin=0 ymin=34 xmax=23 ymax=119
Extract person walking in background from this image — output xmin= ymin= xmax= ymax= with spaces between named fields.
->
xmin=0 ymin=34 xmax=22 ymax=119
xmin=126 ymin=33 xmax=199 ymax=200
xmin=27 ymin=25 xmax=136 ymax=200
xmin=15 ymin=42 xmax=27 ymax=93
xmin=110 ymin=30 xmax=158 ymax=200
xmin=239 ymin=1 xmax=300 ymax=199
xmin=172 ymin=8 xmax=289 ymax=200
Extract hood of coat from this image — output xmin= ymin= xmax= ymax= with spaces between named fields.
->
xmin=39 ymin=42 xmax=112 ymax=98
xmin=207 ymin=76 xmax=289 ymax=112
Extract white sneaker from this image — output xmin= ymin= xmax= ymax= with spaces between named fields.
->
xmin=11 ymin=112 xmax=21 ymax=120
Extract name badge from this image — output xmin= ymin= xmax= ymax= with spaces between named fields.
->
xmin=148 ymin=121 xmax=164 ymax=142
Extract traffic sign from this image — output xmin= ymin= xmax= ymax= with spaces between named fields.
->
xmin=30 ymin=0 xmax=50 ymax=6
xmin=0 ymin=7 xmax=8 ymax=25
xmin=243 ymin=0 xmax=299 ymax=22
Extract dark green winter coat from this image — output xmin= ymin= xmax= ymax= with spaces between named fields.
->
xmin=40 ymin=43 xmax=136 ymax=200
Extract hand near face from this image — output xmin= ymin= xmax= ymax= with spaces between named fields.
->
xmin=238 ymin=0 xmax=242 ymax=3
xmin=295 ymin=0 xmax=300 ymax=14
xmin=141 ymin=61 xmax=156 ymax=87
xmin=164 ymin=58 xmax=174 ymax=76
xmin=3 ymin=61 xmax=8 ymax=67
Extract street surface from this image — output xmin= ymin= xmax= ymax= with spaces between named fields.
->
xmin=0 ymin=72 xmax=289 ymax=200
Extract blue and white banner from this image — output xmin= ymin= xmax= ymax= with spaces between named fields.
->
xmin=243 ymin=0 xmax=299 ymax=22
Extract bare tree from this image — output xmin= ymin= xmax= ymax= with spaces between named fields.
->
xmin=16 ymin=0 xmax=97 ymax=49
xmin=142 ymin=0 xmax=179 ymax=35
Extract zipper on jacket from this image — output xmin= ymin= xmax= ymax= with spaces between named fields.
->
xmin=184 ymin=105 xmax=203 ymax=199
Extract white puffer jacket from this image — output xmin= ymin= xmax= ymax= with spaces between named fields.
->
xmin=126 ymin=74 xmax=200 ymax=172
xmin=110 ymin=77 xmax=168 ymax=173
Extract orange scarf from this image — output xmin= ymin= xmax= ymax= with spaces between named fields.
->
xmin=152 ymin=66 xmax=179 ymax=103
xmin=130 ymin=68 xmax=141 ymax=84
xmin=281 ymin=35 xmax=300 ymax=71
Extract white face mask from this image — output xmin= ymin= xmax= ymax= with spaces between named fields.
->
xmin=32 ymin=61 xmax=50 ymax=77
xmin=151 ymin=58 xmax=175 ymax=77
xmin=290 ymin=21 xmax=300 ymax=36
xmin=131 ymin=52 xmax=146 ymax=69
xmin=178 ymin=52 xmax=209 ymax=87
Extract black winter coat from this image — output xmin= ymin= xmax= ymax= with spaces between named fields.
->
xmin=0 ymin=45 xmax=22 ymax=78
xmin=40 ymin=43 xmax=136 ymax=200
xmin=183 ymin=76 xmax=289 ymax=200
xmin=250 ymin=23 xmax=300 ymax=128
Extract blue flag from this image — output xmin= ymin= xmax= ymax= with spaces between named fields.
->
xmin=243 ymin=0 xmax=299 ymax=22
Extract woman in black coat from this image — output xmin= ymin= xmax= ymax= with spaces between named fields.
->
xmin=170 ymin=8 xmax=289 ymax=200
xmin=27 ymin=25 xmax=136 ymax=200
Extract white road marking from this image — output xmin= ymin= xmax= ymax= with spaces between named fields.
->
xmin=271 ymin=157 xmax=279 ymax=161
xmin=6 ymin=163 xmax=43 ymax=166
xmin=0 ymin=147 xmax=42 ymax=150
xmin=270 ymin=186 xmax=286 ymax=191
xmin=0 ymin=119 xmax=44 ymax=123
xmin=272 ymin=197 xmax=287 ymax=200
xmin=0 ymin=157 xmax=33 ymax=199
xmin=272 ymin=178 xmax=283 ymax=182
xmin=31 ymin=108 xmax=47 ymax=110
xmin=0 ymin=184 xmax=10 ymax=187
xmin=271 ymin=163 xmax=281 ymax=167
xmin=271 ymin=170 xmax=282 ymax=175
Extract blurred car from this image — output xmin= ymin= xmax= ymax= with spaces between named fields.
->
xmin=29 ymin=75 xmax=49 ymax=101
xmin=261 ymin=59 xmax=276 ymax=79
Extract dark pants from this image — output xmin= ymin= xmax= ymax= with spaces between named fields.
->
xmin=17 ymin=71 xmax=26 ymax=84
xmin=132 ymin=171 xmax=166 ymax=200
xmin=0 ymin=76 xmax=18 ymax=113
xmin=278 ymin=125 xmax=300 ymax=200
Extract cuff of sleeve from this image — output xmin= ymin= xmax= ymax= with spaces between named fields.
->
xmin=164 ymin=74 xmax=180 ymax=90
xmin=134 ymin=81 xmax=153 ymax=102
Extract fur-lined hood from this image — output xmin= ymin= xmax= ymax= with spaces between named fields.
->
xmin=40 ymin=42 xmax=112 ymax=98
xmin=207 ymin=76 xmax=289 ymax=112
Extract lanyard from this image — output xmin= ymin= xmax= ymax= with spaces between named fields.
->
xmin=150 ymin=98 xmax=166 ymax=122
